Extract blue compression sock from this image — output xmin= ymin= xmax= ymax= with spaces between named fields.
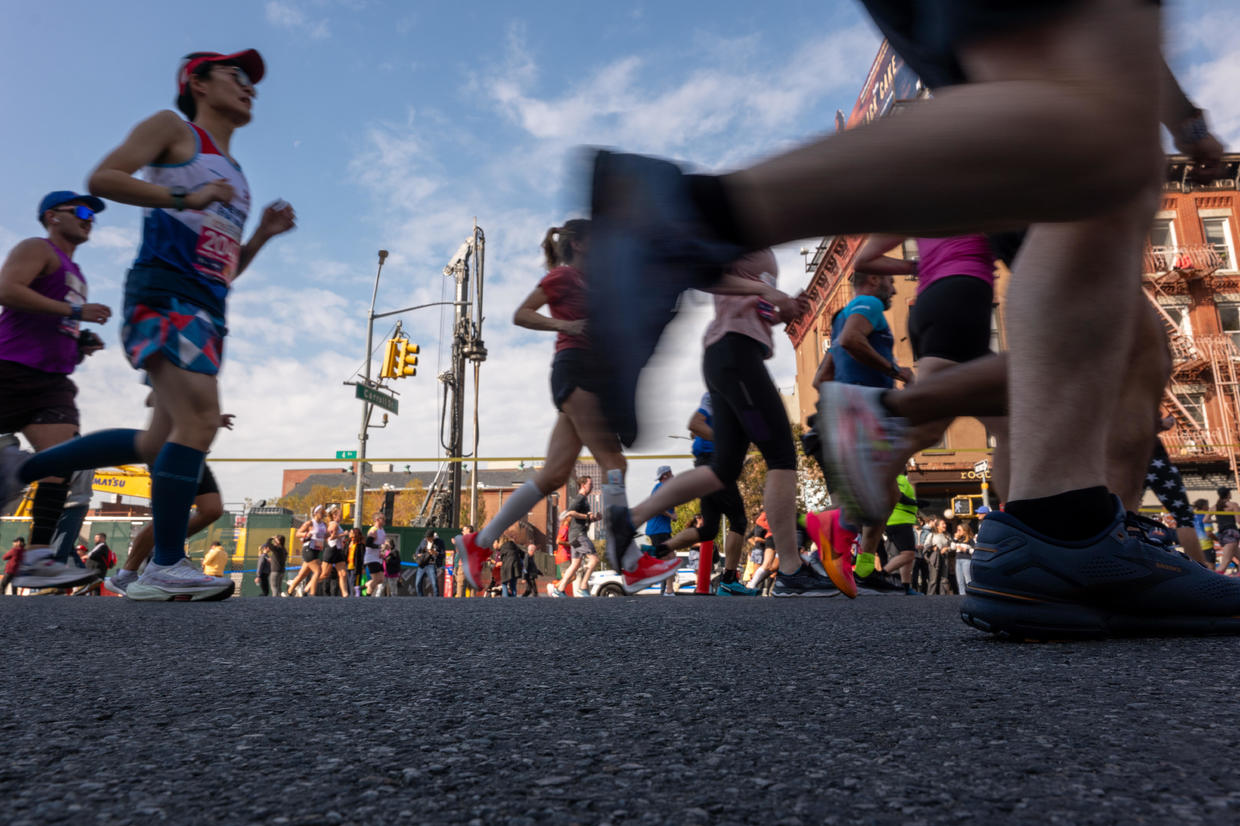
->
xmin=19 ymin=429 xmax=141 ymax=484
xmin=150 ymin=442 xmax=206 ymax=567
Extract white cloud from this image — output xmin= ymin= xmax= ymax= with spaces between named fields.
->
xmin=265 ymin=0 xmax=330 ymax=40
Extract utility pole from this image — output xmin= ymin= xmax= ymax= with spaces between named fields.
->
xmin=439 ymin=223 xmax=486 ymax=531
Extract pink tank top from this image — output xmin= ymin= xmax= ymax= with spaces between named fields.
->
xmin=916 ymin=235 xmax=994 ymax=295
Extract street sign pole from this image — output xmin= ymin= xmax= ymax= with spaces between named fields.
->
xmin=974 ymin=460 xmax=991 ymax=511
xmin=355 ymin=250 xmax=388 ymax=531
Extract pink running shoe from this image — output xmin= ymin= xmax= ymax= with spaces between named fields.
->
xmin=622 ymin=554 xmax=680 ymax=594
xmin=805 ymin=509 xmax=858 ymax=599
xmin=453 ymin=532 xmax=488 ymax=590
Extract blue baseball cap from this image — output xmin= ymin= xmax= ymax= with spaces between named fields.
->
xmin=38 ymin=191 xmax=105 ymax=223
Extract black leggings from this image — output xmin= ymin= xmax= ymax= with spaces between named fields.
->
xmin=694 ymin=452 xmax=747 ymax=539
xmin=703 ymin=334 xmax=797 ymax=486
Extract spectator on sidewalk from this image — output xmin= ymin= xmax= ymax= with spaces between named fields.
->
xmin=499 ymin=536 xmax=523 ymax=597
xmin=951 ymin=521 xmax=976 ymax=594
xmin=380 ymin=540 xmax=402 ymax=597
xmin=86 ymin=533 xmax=113 ymax=582
xmin=203 ymin=541 xmax=229 ymax=577
xmin=522 ymin=543 xmax=541 ymax=596
xmin=925 ymin=519 xmax=953 ymax=595
xmin=268 ymin=534 xmax=289 ymax=597
xmin=256 ymin=544 xmax=273 ymax=596
xmin=415 ymin=532 xmax=440 ymax=597
xmin=2 ymin=538 xmax=26 ymax=595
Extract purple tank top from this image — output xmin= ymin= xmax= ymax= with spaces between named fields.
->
xmin=916 ymin=235 xmax=995 ymax=295
xmin=0 ymin=240 xmax=85 ymax=374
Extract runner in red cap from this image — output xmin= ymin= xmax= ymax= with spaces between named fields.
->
xmin=1 ymin=49 xmax=296 ymax=601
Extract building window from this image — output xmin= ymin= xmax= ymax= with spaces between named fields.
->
xmin=1174 ymin=392 xmax=1207 ymax=429
xmin=1217 ymin=303 xmax=1240 ymax=352
xmin=901 ymin=239 xmax=919 ymax=260
xmin=985 ymin=428 xmax=998 ymax=449
xmin=1150 ymin=218 xmax=1177 ymax=250
xmin=1203 ymin=217 xmax=1236 ymax=271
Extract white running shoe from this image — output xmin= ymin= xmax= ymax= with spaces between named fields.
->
xmin=0 ymin=435 xmax=31 ymax=509
xmin=125 ymin=558 xmax=234 ymax=602
xmin=12 ymin=550 xmax=99 ymax=589
xmin=546 ymin=583 xmax=565 ymax=598
xmin=105 ymin=569 xmax=139 ymax=595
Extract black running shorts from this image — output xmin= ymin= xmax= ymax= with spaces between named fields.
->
xmin=196 ymin=464 xmax=219 ymax=497
xmin=323 ymin=544 xmax=347 ymax=565
xmin=549 ymin=348 xmax=597 ymax=411
xmin=704 ymin=334 xmax=796 ymax=485
xmin=302 ymin=545 xmax=322 ymax=562
xmin=886 ymin=523 xmax=918 ymax=553
xmin=694 ymin=452 xmax=747 ymax=540
xmin=0 ymin=359 xmax=79 ymax=432
xmin=860 ymin=1 xmax=1081 ymax=89
xmin=908 ymin=276 xmax=994 ymax=363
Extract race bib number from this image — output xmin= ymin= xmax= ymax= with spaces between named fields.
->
xmin=194 ymin=209 xmax=242 ymax=283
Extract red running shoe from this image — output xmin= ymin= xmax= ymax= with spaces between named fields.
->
xmin=622 ymin=554 xmax=680 ymax=594
xmin=805 ymin=509 xmax=858 ymax=598
xmin=453 ymin=532 xmax=488 ymax=590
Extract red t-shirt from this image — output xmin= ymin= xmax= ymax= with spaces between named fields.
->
xmin=538 ymin=266 xmax=589 ymax=353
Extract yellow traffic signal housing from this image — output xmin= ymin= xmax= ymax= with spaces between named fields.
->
xmin=379 ymin=338 xmax=400 ymax=379
xmin=396 ymin=341 xmax=419 ymax=378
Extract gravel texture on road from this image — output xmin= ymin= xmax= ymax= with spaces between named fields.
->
xmin=1 ymin=595 xmax=1238 ymax=825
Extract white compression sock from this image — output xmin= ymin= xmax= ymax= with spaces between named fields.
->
xmin=476 ymin=480 xmax=544 ymax=547
xmin=747 ymin=568 xmax=771 ymax=590
xmin=603 ymin=470 xmax=642 ymax=571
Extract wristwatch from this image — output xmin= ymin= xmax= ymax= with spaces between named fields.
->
xmin=1178 ymin=108 xmax=1210 ymax=146
xmin=888 ymin=363 xmax=901 ymax=379
xmin=169 ymin=185 xmax=189 ymax=211
xmin=68 ymin=303 xmax=83 ymax=321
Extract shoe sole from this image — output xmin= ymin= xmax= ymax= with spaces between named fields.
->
xmin=771 ymin=588 xmax=839 ymax=598
xmin=623 ymin=565 xmax=678 ymax=594
xmin=961 ymin=589 xmax=1240 ymax=641
xmin=453 ymin=535 xmax=481 ymax=591
xmin=13 ymin=570 xmax=100 ymax=590
xmin=125 ymin=581 xmax=235 ymax=602
xmin=103 ymin=577 xmax=133 ymax=596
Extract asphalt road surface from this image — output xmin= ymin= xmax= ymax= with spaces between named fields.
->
xmin=2 ymin=594 xmax=1238 ymax=825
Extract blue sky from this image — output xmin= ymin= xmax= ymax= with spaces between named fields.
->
xmin=1 ymin=0 xmax=1237 ymax=506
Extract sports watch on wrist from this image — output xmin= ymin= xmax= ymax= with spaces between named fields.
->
xmin=68 ymin=303 xmax=83 ymax=321
xmin=888 ymin=363 xmax=901 ymax=379
xmin=169 ymin=185 xmax=189 ymax=211
xmin=1178 ymin=109 xmax=1210 ymax=146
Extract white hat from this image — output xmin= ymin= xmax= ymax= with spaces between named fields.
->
xmin=656 ymin=465 xmax=672 ymax=479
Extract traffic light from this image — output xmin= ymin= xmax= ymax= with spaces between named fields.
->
xmin=378 ymin=337 xmax=419 ymax=379
xmin=395 ymin=340 xmax=418 ymax=378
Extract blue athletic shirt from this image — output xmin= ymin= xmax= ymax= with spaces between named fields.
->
xmin=691 ymin=392 xmax=713 ymax=457
xmin=645 ymin=481 xmax=673 ymax=536
xmin=830 ymin=295 xmax=894 ymax=389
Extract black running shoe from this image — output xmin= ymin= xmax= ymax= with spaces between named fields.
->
xmin=587 ymin=151 xmax=744 ymax=446
xmin=771 ymin=564 xmax=840 ymax=597
xmin=854 ymin=571 xmax=905 ymax=595
xmin=961 ymin=499 xmax=1240 ymax=640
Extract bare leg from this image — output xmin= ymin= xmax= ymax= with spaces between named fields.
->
xmin=726 ymin=2 xmax=1163 ymax=245
xmin=1175 ymin=526 xmax=1206 ymax=567
xmin=336 ymin=563 xmax=349 ymax=597
xmin=1109 ymin=303 xmax=1172 ymax=511
xmin=884 ymin=550 xmax=916 ymax=584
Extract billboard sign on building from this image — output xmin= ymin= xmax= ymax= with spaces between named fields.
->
xmin=836 ymin=40 xmax=922 ymax=132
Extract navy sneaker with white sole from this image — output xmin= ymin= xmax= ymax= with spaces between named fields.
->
xmin=587 ymin=150 xmax=744 ymax=446
xmin=961 ymin=500 xmax=1240 ymax=640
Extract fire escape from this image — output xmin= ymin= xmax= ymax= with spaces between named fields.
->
xmin=1144 ymin=243 xmax=1240 ymax=488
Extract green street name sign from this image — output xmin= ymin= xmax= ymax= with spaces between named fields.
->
xmin=336 ymin=450 xmax=358 ymax=460
xmin=355 ymin=384 xmax=399 ymax=415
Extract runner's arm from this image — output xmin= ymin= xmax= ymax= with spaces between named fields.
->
xmin=1160 ymin=59 xmax=1223 ymax=182
xmin=236 ymin=201 xmax=297 ymax=277
xmin=87 ymin=111 xmax=209 ymax=208
xmin=853 ymin=234 xmax=916 ymax=276
xmin=514 ymin=286 xmax=584 ymax=335
xmin=704 ymin=275 xmax=805 ymax=322
xmin=838 ymin=313 xmax=900 ymax=376
xmin=688 ymin=411 xmax=713 ymax=441
xmin=0 ymin=240 xmax=77 ymax=316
